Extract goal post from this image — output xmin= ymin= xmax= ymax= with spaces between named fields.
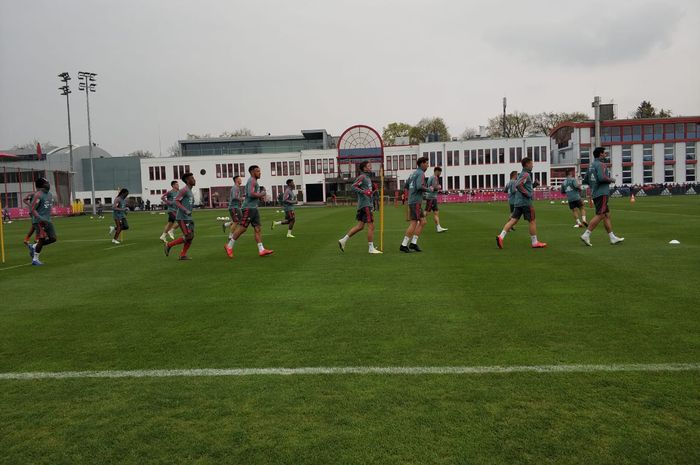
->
xmin=337 ymin=125 xmax=385 ymax=251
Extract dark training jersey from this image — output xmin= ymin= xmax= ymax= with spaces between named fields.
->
xmin=31 ymin=190 xmax=53 ymax=222
xmin=242 ymin=177 xmax=264 ymax=209
xmin=513 ymin=169 xmax=534 ymax=207
xmin=352 ymin=174 xmax=373 ymax=210
xmin=588 ymin=159 xmax=614 ymax=199
xmin=407 ymin=168 xmax=427 ymax=205
xmin=282 ymin=186 xmax=297 ymax=212
xmin=113 ymin=196 xmax=127 ymax=220
xmin=561 ymin=177 xmax=582 ymax=202
xmin=175 ymin=186 xmax=195 ymax=221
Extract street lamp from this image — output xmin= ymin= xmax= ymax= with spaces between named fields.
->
xmin=78 ymin=71 xmax=97 ymax=215
xmin=58 ymin=72 xmax=75 ymax=203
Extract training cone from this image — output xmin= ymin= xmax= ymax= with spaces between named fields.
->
xmin=630 ymin=194 xmax=636 ymax=203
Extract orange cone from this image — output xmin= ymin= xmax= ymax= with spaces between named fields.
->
xmin=630 ymin=193 xmax=636 ymax=204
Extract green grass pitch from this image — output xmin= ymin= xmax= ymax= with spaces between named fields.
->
xmin=1 ymin=197 xmax=699 ymax=465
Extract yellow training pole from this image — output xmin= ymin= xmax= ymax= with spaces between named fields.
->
xmin=379 ymin=165 xmax=384 ymax=252
xmin=0 ymin=196 xmax=5 ymax=263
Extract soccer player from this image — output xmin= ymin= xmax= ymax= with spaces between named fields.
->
xmin=502 ymin=170 xmax=518 ymax=231
xmin=338 ymin=161 xmax=382 ymax=254
xmin=496 ymin=157 xmax=547 ymax=249
xmin=109 ymin=188 xmax=129 ymax=244
xmin=580 ymin=147 xmax=624 ymax=246
xmin=399 ymin=156 xmax=431 ymax=253
xmin=227 ymin=165 xmax=274 ymax=258
xmin=223 ymin=175 xmax=244 ymax=256
xmin=165 ymin=172 xmax=197 ymax=260
xmin=160 ymin=180 xmax=180 ymax=242
xmin=28 ymin=178 xmax=57 ymax=266
xmin=425 ymin=166 xmax=448 ymax=233
xmin=22 ymin=192 xmax=37 ymax=245
xmin=271 ymin=179 xmax=298 ymax=238
xmin=561 ymin=169 xmax=588 ymax=228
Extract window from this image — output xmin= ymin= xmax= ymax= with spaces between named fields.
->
xmin=323 ymin=159 xmax=328 ymax=174
xmin=665 ymin=124 xmax=675 ymax=140
xmin=399 ymin=156 xmax=405 ymax=170
xmin=454 ymin=176 xmax=460 ymax=190
xmin=643 ymin=165 xmax=653 ymax=183
xmin=534 ymin=146 xmax=540 ymax=162
xmin=272 ymin=185 xmax=277 ymax=201
xmin=492 ymin=174 xmax=498 ymax=188
xmin=622 ymin=166 xmax=632 ymax=184
xmin=173 ymin=165 xmax=190 ymax=179
xmin=676 ymin=123 xmax=685 ymax=139
xmin=485 ymin=175 xmax=491 ymax=189
xmin=284 ymin=161 xmax=290 ymax=176
xmin=541 ymin=146 xmax=547 ymax=162
xmin=499 ymin=148 xmax=505 ymax=164
xmin=304 ymin=159 xmax=310 ymax=174
xmin=465 ymin=176 xmax=470 ymax=189
xmin=541 ymin=172 xmax=548 ymax=186
xmin=317 ymin=159 xmax=322 ymax=173
xmin=687 ymin=143 xmax=696 ymax=161
xmin=328 ymin=160 xmax=333 ymax=174
xmin=688 ymin=123 xmax=697 ymax=139
xmin=387 ymin=157 xmax=392 ymax=171
xmin=664 ymin=143 xmax=675 ymax=161
xmin=601 ymin=126 xmax=611 ymax=142
xmin=665 ymin=164 xmax=675 ymax=182
xmin=478 ymin=149 xmax=484 ymax=165
xmin=534 ymin=172 xmax=540 ymax=184
xmin=392 ymin=155 xmax=398 ymax=170
xmin=611 ymin=126 xmax=621 ymax=142
xmin=484 ymin=148 xmax=491 ymax=164
xmin=623 ymin=126 xmax=633 ymax=142
xmin=1 ymin=192 xmax=18 ymax=208
xmin=580 ymin=147 xmax=590 ymax=165
xmin=149 ymin=166 xmax=154 ymax=180
xmin=412 ymin=154 xmax=417 ymax=166
xmin=471 ymin=150 xmax=477 ymax=165
xmin=429 ymin=152 xmax=435 ymax=166
xmin=478 ymin=175 xmax=484 ymax=188
xmin=643 ymin=125 xmax=654 ymax=141
xmin=643 ymin=144 xmax=653 ymax=162
xmin=310 ymin=160 xmax=316 ymax=174
xmin=270 ymin=162 xmax=276 ymax=176
xmin=516 ymin=147 xmax=522 ymax=162
xmin=622 ymin=145 xmax=632 ymax=163
xmin=527 ymin=147 xmax=533 ymax=159
xmin=472 ymin=175 xmax=477 ymax=189
xmin=632 ymin=125 xmax=642 ymax=141
xmin=654 ymin=124 xmax=663 ymax=141
xmin=509 ymin=147 xmax=515 ymax=163
xmin=216 ymin=164 xmax=222 ymax=178
xmin=239 ymin=163 xmax=245 ymax=175
xmin=447 ymin=176 xmax=453 ymax=190
xmin=436 ymin=151 xmax=443 ymax=166
xmin=454 ymin=150 xmax=460 ymax=166
xmin=687 ymin=164 xmax=696 ymax=182
xmin=149 ymin=166 xmax=166 ymax=181
xmin=464 ymin=150 xmax=470 ymax=165
xmin=499 ymin=173 xmax=505 ymax=187
xmin=447 ymin=150 xmax=453 ymax=166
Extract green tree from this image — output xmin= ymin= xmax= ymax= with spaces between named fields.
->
xmin=531 ymin=112 xmax=589 ymax=135
xmin=382 ymin=122 xmax=413 ymax=146
xmin=412 ymin=117 xmax=451 ymax=143
xmin=633 ymin=100 xmax=672 ymax=119
xmin=487 ymin=112 xmax=532 ymax=138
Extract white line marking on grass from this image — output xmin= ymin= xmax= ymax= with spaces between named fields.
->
xmin=1 ymin=363 xmax=698 ymax=381
xmin=103 ymin=243 xmax=136 ymax=251
xmin=0 ymin=263 xmax=32 ymax=271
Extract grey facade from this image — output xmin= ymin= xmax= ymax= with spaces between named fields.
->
xmin=81 ymin=156 xmax=142 ymax=193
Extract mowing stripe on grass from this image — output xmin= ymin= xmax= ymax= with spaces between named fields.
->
xmin=1 ymin=363 xmax=698 ymax=381
xmin=103 ymin=243 xmax=136 ymax=251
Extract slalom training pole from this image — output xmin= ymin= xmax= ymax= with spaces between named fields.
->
xmin=0 ymin=196 xmax=5 ymax=263
xmin=379 ymin=165 xmax=384 ymax=252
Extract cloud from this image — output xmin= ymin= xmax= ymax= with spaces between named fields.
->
xmin=484 ymin=1 xmax=683 ymax=66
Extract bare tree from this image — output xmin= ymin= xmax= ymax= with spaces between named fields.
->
xmin=220 ymin=128 xmax=253 ymax=138
xmin=487 ymin=112 xmax=532 ymax=138
xmin=460 ymin=127 xmax=478 ymax=140
xmin=167 ymin=143 xmax=181 ymax=157
xmin=530 ymin=112 xmax=589 ymax=135
xmin=128 ymin=150 xmax=154 ymax=158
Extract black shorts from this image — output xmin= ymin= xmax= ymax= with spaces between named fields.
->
xmin=168 ymin=211 xmax=177 ymax=223
xmin=228 ymin=207 xmax=242 ymax=224
xmin=115 ymin=217 xmax=129 ymax=230
xmin=425 ymin=199 xmax=439 ymax=212
xmin=178 ymin=220 xmax=195 ymax=236
xmin=355 ymin=207 xmax=374 ymax=224
xmin=511 ymin=205 xmax=535 ymax=222
xmin=240 ymin=208 xmax=261 ymax=228
xmin=594 ymin=195 xmax=610 ymax=215
xmin=36 ymin=221 xmax=57 ymax=241
xmin=285 ymin=210 xmax=295 ymax=221
xmin=568 ymin=199 xmax=583 ymax=210
xmin=509 ymin=203 xmax=515 ymax=213
xmin=409 ymin=203 xmax=424 ymax=221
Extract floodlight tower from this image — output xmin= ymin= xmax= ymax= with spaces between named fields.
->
xmin=58 ymin=72 xmax=75 ymax=202
xmin=78 ymin=71 xmax=97 ymax=215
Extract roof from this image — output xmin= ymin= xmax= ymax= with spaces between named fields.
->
xmin=549 ymin=116 xmax=700 ymax=136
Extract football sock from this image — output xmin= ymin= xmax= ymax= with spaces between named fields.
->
xmin=368 ymin=242 xmax=375 ymax=251
xmin=401 ymin=236 xmax=410 ymax=247
xmin=224 ymin=222 xmax=231 ymax=228
xmin=228 ymin=238 xmax=235 ymax=248
xmin=257 ymin=242 xmax=265 ymax=252
xmin=582 ymin=216 xmax=587 ymax=222
xmin=274 ymin=221 xmax=282 ymax=226
xmin=499 ymin=230 xmax=507 ymax=239
xmin=33 ymin=252 xmax=40 ymax=261
xmin=531 ymin=235 xmax=538 ymax=245
xmin=341 ymin=235 xmax=349 ymax=243
xmin=168 ymin=237 xmax=184 ymax=248
xmin=411 ymin=235 xmax=419 ymax=244
xmin=582 ymin=230 xmax=591 ymax=238
xmin=608 ymin=232 xmax=616 ymax=240
xmin=181 ymin=242 xmax=191 ymax=257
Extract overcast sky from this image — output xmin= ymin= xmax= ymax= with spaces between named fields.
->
xmin=1 ymin=0 xmax=698 ymax=156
